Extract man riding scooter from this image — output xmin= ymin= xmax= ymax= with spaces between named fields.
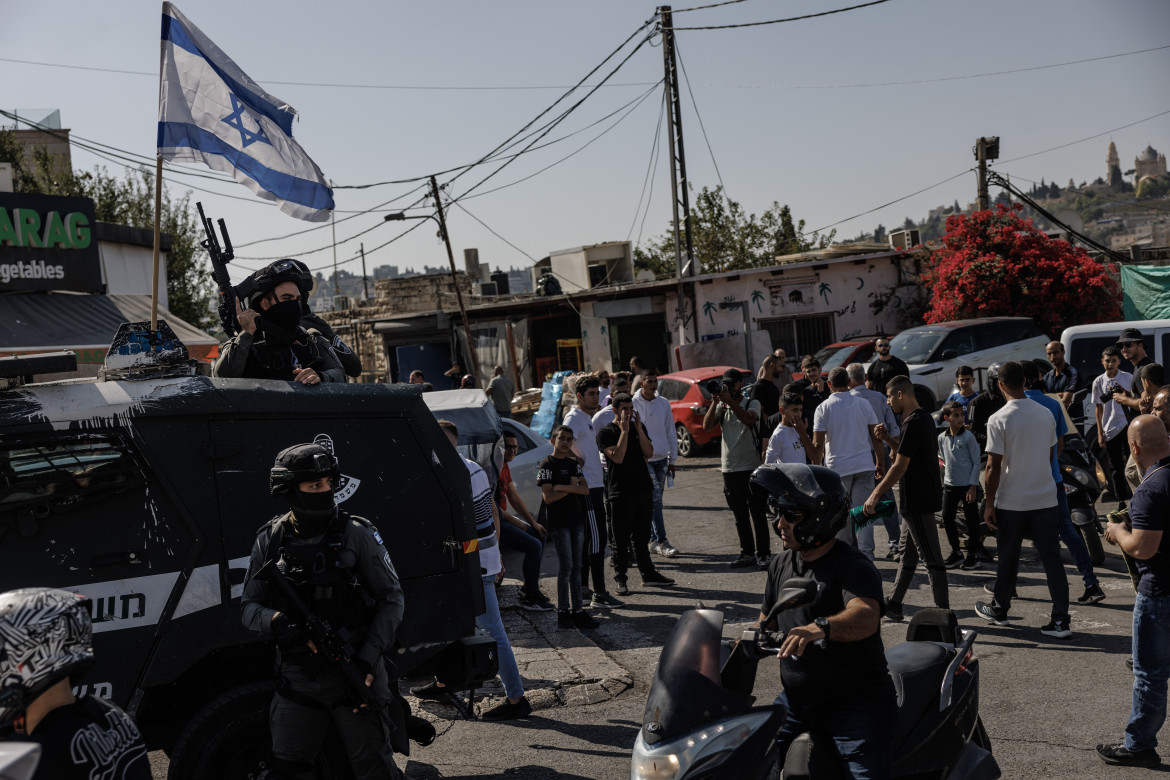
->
xmin=756 ymin=464 xmax=897 ymax=778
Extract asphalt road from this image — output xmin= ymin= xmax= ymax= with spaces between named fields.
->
xmin=152 ymin=451 xmax=1166 ymax=779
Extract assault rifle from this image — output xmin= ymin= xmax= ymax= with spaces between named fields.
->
xmin=253 ymin=558 xmax=388 ymax=721
xmin=196 ymin=201 xmax=255 ymax=338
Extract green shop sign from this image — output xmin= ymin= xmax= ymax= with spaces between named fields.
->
xmin=0 ymin=192 xmax=102 ymax=293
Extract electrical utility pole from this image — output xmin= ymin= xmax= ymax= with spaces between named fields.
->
xmin=974 ymin=136 xmax=999 ymax=211
xmin=360 ymin=243 xmax=369 ymax=300
xmin=330 ymin=180 xmax=341 ymax=299
xmin=660 ymin=6 xmax=698 ymax=345
xmin=430 ymin=176 xmax=478 ymax=386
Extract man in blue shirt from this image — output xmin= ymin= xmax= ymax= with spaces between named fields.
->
xmin=1099 ymin=415 xmax=1170 ymax=768
xmin=1022 ymin=361 xmax=1105 ymax=605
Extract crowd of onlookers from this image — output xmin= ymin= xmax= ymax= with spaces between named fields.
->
xmin=485 ymin=327 xmax=1170 ymax=763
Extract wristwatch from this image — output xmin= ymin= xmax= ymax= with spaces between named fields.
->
xmin=814 ymin=616 xmax=831 ymax=641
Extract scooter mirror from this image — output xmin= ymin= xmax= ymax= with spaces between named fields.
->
xmin=765 ymin=578 xmax=818 ymax=624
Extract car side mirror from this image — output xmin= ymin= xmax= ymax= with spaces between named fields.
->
xmin=764 ymin=578 xmax=818 ymax=623
xmin=941 ymin=349 xmax=958 ymax=360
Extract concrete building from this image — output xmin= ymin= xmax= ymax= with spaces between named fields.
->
xmin=1135 ymin=145 xmax=1168 ymax=181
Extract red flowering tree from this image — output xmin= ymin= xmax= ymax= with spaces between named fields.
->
xmin=921 ymin=203 xmax=1120 ymax=337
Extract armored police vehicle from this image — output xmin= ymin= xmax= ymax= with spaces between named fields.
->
xmin=0 ymin=326 xmax=494 ymax=778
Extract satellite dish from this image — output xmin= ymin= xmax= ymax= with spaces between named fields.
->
xmin=1054 ymin=209 xmax=1084 ymax=234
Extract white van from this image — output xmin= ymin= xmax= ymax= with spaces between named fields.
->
xmin=1061 ymin=319 xmax=1170 ymax=389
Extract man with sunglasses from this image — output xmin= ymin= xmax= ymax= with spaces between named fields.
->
xmin=865 ymin=338 xmax=909 ymax=396
xmin=215 ymin=260 xmax=345 ymax=385
xmin=1113 ymin=328 xmax=1155 ymax=420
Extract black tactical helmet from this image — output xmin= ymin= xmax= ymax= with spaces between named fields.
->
xmin=751 ymin=463 xmax=847 ymax=550
xmin=249 ymin=259 xmax=314 ymax=307
xmin=270 ymin=443 xmax=340 ymax=497
xmin=986 ymin=362 xmax=1003 ymax=384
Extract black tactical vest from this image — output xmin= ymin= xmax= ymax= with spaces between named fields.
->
xmin=266 ymin=512 xmax=374 ymax=633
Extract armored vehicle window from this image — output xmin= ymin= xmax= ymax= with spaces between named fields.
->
xmin=1 ymin=436 xmax=144 ymax=513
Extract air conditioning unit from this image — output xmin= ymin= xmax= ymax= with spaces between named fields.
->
xmin=888 ymin=229 xmax=920 ymax=250
xmin=332 ymin=295 xmax=351 ymax=311
xmin=478 ymin=282 xmax=498 ymax=297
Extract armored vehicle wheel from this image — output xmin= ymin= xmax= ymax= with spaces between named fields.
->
xmin=168 ymin=681 xmax=355 ymax=780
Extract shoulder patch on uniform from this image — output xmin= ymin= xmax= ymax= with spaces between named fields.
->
xmin=372 ymin=528 xmax=384 ymax=545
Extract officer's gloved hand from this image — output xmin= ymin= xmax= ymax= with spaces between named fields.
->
xmin=270 ymin=612 xmax=311 ymax=651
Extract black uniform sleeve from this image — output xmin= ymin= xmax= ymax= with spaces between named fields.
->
xmin=212 ymin=332 xmax=255 ymax=378
xmin=350 ymin=520 xmax=406 ymax=668
xmin=306 ymin=331 xmax=348 ymax=383
xmin=303 ymin=313 xmax=363 ymax=377
xmin=240 ymin=525 xmax=278 ymax=634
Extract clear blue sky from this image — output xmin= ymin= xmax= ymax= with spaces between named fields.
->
xmin=4 ymin=0 xmax=1168 ymax=285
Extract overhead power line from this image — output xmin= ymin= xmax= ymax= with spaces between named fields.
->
xmin=997 ymin=170 xmax=1170 ymax=215
xmin=673 ymin=0 xmax=756 ymax=12
xmin=669 ymin=0 xmax=894 ymax=30
xmin=992 ymin=108 xmax=1170 ymax=165
xmin=690 ymin=44 xmax=1170 ymax=90
xmin=809 ymin=169 xmax=973 ymax=234
xmin=628 ymin=90 xmax=668 ymax=243
xmin=0 ymin=55 xmax=657 ymax=91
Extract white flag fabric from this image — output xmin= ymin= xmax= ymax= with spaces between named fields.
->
xmin=157 ymin=2 xmax=334 ymax=222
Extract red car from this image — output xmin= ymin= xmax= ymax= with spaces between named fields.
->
xmin=791 ymin=338 xmax=879 ymax=381
xmin=657 ymin=366 xmax=751 ymax=458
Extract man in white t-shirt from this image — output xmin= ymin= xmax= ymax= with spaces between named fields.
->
xmin=847 ymin=361 xmax=903 ymax=560
xmin=975 ymin=361 xmax=1071 ymax=638
xmin=564 ymin=375 xmax=622 ymax=608
xmin=807 ymin=367 xmax=883 ymax=557
xmin=632 ymin=370 xmax=680 ymax=558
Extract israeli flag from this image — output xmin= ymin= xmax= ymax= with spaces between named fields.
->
xmin=157 ymin=2 xmax=334 ymax=222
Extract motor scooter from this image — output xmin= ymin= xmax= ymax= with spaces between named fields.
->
xmin=1060 ymin=431 xmax=1106 ymax=566
xmin=630 ymin=579 xmax=1000 ymax=779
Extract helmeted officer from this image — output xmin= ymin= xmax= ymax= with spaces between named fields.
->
xmin=241 ymin=443 xmax=408 ymax=779
xmin=285 ymin=258 xmax=363 ymax=379
xmin=213 ymin=259 xmax=345 ymax=384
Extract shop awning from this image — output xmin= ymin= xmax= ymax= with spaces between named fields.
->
xmin=0 ymin=293 xmax=220 ymax=363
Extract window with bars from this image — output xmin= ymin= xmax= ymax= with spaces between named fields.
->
xmin=759 ymin=315 xmax=836 ymax=361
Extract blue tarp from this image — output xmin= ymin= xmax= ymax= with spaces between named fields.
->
xmin=529 ymin=370 xmax=574 ymax=438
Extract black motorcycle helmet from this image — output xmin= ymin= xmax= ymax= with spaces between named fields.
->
xmin=985 ymin=362 xmax=1004 ymax=398
xmin=751 ymin=463 xmax=848 ymax=550
xmin=270 ymin=443 xmax=340 ymax=535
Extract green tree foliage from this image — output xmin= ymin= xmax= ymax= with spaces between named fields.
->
xmin=633 ymin=186 xmax=834 ymax=278
xmin=1136 ymin=176 xmax=1169 ymax=200
xmin=0 ymin=130 xmax=216 ymax=332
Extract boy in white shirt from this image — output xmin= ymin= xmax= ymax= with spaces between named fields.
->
xmin=1094 ymin=346 xmax=1134 ymax=508
xmin=765 ymin=394 xmax=808 ymax=465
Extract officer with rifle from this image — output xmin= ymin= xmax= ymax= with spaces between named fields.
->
xmin=241 ymin=443 xmax=418 ymax=779
xmin=212 ymin=259 xmax=345 ymax=383
xmin=197 ymin=203 xmax=352 ymax=383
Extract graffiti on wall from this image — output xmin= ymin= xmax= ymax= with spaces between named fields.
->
xmin=765 ymin=279 xmax=815 ymax=313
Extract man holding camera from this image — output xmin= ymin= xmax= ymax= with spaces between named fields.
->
xmin=1098 ymin=415 xmax=1170 ymax=768
xmin=704 ymin=369 xmax=770 ymax=568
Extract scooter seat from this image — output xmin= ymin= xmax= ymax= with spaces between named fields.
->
xmin=886 ymin=641 xmax=950 ymax=727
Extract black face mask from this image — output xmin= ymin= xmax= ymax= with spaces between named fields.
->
xmin=287 ymin=489 xmax=337 ymax=536
xmin=259 ymin=299 xmax=303 ymax=343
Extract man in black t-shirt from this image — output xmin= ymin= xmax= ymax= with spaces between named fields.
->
xmin=754 ymin=463 xmax=895 ymax=778
xmin=867 ymin=375 xmax=949 ymax=619
xmin=1114 ymin=328 xmax=1154 ymax=422
xmin=866 ymin=337 xmax=910 ymax=395
xmin=969 ymin=363 xmax=1007 ymax=452
xmin=0 ymin=588 xmax=150 ymax=780
xmin=595 ymin=393 xmax=674 ymax=595
xmin=792 ymin=357 xmax=832 ymax=430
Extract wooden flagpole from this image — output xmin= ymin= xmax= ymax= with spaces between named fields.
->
xmin=151 ymin=154 xmax=163 ymax=331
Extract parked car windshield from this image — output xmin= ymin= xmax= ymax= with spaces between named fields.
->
xmin=889 ymin=330 xmax=946 ymax=364
xmin=813 ymin=344 xmax=863 ymax=373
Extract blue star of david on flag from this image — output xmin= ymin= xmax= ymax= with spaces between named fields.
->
xmin=220 ymin=94 xmax=270 ymax=148
xmin=157 ymin=3 xmax=333 ymax=222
